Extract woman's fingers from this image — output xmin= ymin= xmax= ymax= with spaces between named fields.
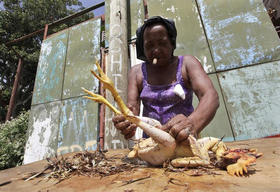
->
xmin=112 ymin=115 xmax=136 ymax=139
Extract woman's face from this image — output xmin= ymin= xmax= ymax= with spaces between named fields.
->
xmin=143 ymin=24 xmax=174 ymax=65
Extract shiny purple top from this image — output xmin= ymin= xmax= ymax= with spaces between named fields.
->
xmin=140 ymin=56 xmax=194 ymax=137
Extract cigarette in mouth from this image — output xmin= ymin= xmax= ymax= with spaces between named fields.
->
xmin=152 ymin=58 xmax=157 ymax=65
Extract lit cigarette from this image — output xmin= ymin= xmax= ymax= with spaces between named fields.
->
xmin=152 ymin=58 xmax=157 ymax=65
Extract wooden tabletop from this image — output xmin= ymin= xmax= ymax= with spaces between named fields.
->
xmin=0 ymin=137 xmax=279 ymax=192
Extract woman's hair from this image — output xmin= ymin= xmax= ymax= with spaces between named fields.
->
xmin=136 ymin=16 xmax=177 ymax=61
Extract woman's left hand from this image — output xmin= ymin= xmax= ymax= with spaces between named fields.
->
xmin=161 ymin=114 xmax=197 ymax=145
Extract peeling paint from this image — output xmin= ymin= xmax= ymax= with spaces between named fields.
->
xmin=62 ymin=18 xmax=101 ymax=99
xmin=58 ymin=97 xmax=98 ymax=155
xmin=147 ymin=0 xmax=215 ymax=73
xmin=26 ymin=18 xmax=101 ymax=163
xmin=23 ymin=102 xmax=60 ymax=164
xmin=197 ymin=0 xmax=280 ymax=71
xmin=218 ymin=61 xmax=280 ymax=139
xmin=32 ymin=31 xmax=68 ymax=105
xmin=166 ymin=5 xmax=176 ymax=13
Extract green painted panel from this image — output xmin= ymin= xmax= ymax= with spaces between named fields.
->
xmin=32 ymin=30 xmax=68 ymax=105
xmin=129 ymin=0 xmax=145 ymax=40
xmin=147 ymin=0 xmax=215 ymax=73
xmin=218 ymin=61 xmax=280 ymax=140
xmin=58 ymin=97 xmax=99 ymax=155
xmin=193 ymin=74 xmax=234 ymax=141
xmin=62 ymin=18 xmax=101 ymax=99
xmin=197 ymin=0 xmax=280 ymax=71
xmin=23 ymin=101 xmax=61 ymax=164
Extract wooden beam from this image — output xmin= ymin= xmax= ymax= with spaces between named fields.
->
xmin=105 ymin=0 xmax=129 ymax=149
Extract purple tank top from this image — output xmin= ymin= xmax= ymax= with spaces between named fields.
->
xmin=140 ymin=56 xmax=194 ymax=137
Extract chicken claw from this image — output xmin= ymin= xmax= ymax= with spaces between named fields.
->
xmin=226 ymin=155 xmax=256 ymax=176
xmin=81 ymin=87 xmax=121 ymax=115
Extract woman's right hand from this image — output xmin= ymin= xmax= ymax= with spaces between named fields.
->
xmin=112 ymin=115 xmax=137 ymax=139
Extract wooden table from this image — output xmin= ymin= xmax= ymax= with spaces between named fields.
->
xmin=0 ymin=137 xmax=279 ymax=192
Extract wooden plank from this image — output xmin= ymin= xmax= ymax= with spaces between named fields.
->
xmin=1 ymin=137 xmax=279 ymax=192
xmin=105 ymin=0 xmax=130 ymax=150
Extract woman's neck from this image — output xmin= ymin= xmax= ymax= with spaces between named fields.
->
xmin=146 ymin=56 xmax=178 ymax=85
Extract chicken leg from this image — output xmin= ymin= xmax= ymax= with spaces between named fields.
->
xmin=82 ymin=61 xmax=176 ymax=152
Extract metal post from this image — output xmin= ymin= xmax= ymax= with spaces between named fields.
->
xmin=105 ymin=0 xmax=129 ymax=149
xmin=99 ymin=48 xmax=106 ymax=150
xmin=6 ymin=58 xmax=23 ymax=121
xmin=43 ymin=24 xmax=49 ymax=40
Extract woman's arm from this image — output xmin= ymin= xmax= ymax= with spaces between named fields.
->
xmin=162 ymin=55 xmax=219 ymax=144
xmin=185 ymin=55 xmax=219 ymax=134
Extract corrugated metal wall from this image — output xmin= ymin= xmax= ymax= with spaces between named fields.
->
xmin=25 ymin=0 xmax=280 ymax=163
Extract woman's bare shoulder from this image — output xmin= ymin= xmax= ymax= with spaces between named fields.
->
xmin=130 ymin=63 xmax=142 ymax=73
xmin=181 ymin=55 xmax=201 ymax=65
xmin=129 ymin=63 xmax=143 ymax=89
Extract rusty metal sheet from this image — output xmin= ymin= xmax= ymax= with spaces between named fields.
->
xmin=57 ymin=97 xmax=99 ymax=155
xmin=147 ymin=0 xmax=215 ymax=73
xmin=197 ymin=0 xmax=280 ymax=71
xmin=23 ymin=101 xmax=61 ymax=164
xmin=218 ymin=61 xmax=280 ymax=140
xmin=62 ymin=18 xmax=101 ymax=99
xmin=32 ymin=30 xmax=68 ymax=105
xmin=193 ymin=74 xmax=234 ymax=141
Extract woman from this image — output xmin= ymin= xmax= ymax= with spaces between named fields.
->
xmin=113 ymin=16 xmax=219 ymax=146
